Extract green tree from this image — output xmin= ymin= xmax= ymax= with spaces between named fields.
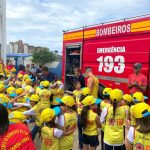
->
xmin=32 ymin=47 xmax=56 ymax=65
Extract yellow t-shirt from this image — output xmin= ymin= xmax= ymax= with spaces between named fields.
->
xmin=83 ymin=110 xmax=99 ymax=136
xmin=36 ymin=87 xmax=42 ymax=95
xmin=91 ymin=76 xmax=99 ymax=98
xmin=32 ymin=101 xmax=50 ymax=126
xmin=100 ymin=100 xmax=111 ymax=110
xmin=0 ymin=63 xmax=5 ymax=74
xmin=133 ymin=129 xmax=150 ymax=150
xmin=59 ymin=111 xmax=77 ymax=150
xmin=122 ymin=105 xmax=130 ymax=126
xmin=15 ymin=97 xmax=28 ymax=112
xmin=41 ymin=126 xmax=59 ymax=150
xmin=104 ymin=106 xmax=126 ymax=145
xmin=130 ymin=105 xmax=136 ymax=126
xmin=73 ymin=89 xmax=83 ymax=115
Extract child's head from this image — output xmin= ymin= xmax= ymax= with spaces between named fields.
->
xmin=41 ymin=107 xmax=60 ymax=126
xmin=39 ymin=89 xmax=51 ymax=102
xmin=121 ymin=94 xmax=133 ymax=106
xmin=9 ymin=111 xmax=26 ymax=124
xmin=24 ymin=78 xmax=33 ymax=86
xmin=23 ymin=74 xmax=30 ymax=82
xmin=80 ymin=87 xmax=91 ymax=102
xmin=110 ymin=89 xmax=123 ymax=118
xmin=133 ymin=102 xmax=150 ymax=133
xmin=6 ymin=87 xmax=17 ymax=98
xmin=16 ymin=88 xmax=24 ymax=94
xmin=74 ymin=81 xmax=81 ymax=90
xmin=56 ymin=95 xmax=76 ymax=113
xmin=42 ymin=80 xmax=50 ymax=89
xmin=132 ymin=92 xmax=145 ymax=104
xmin=25 ymin=85 xmax=35 ymax=95
xmin=30 ymin=94 xmax=40 ymax=107
xmin=103 ymin=88 xmax=112 ymax=100
xmin=81 ymin=95 xmax=101 ymax=129
xmin=82 ymin=95 xmax=101 ymax=110
xmin=0 ymin=103 xmax=9 ymax=136
xmin=17 ymin=74 xmax=23 ymax=81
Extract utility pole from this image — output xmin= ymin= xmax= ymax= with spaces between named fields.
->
xmin=0 ymin=0 xmax=6 ymax=64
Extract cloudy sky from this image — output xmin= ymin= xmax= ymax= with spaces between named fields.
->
xmin=6 ymin=0 xmax=150 ymax=54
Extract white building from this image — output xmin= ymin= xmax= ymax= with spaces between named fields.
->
xmin=0 ymin=0 xmax=6 ymax=63
xmin=24 ymin=43 xmax=29 ymax=54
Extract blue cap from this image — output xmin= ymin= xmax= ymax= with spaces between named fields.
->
xmin=95 ymin=99 xmax=102 ymax=105
xmin=9 ymin=93 xmax=17 ymax=98
xmin=144 ymin=96 xmax=148 ymax=100
xmin=53 ymin=106 xmax=60 ymax=115
xmin=56 ymin=97 xmax=62 ymax=103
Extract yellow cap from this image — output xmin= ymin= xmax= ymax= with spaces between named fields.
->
xmin=30 ymin=94 xmax=40 ymax=102
xmin=18 ymin=74 xmax=23 ymax=79
xmin=36 ymin=87 xmax=42 ymax=95
xmin=11 ymin=68 xmax=16 ymax=72
xmin=103 ymin=88 xmax=112 ymax=95
xmin=123 ymin=94 xmax=133 ymax=103
xmin=133 ymin=92 xmax=144 ymax=103
xmin=23 ymin=74 xmax=30 ymax=81
xmin=9 ymin=111 xmax=26 ymax=123
xmin=40 ymin=81 xmax=44 ymax=86
xmin=56 ymin=80 xmax=62 ymax=85
xmin=0 ymin=94 xmax=10 ymax=103
xmin=25 ymin=85 xmax=32 ymax=91
xmin=39 ymin=89 xmax=51 ymax=100
xmin=16 ymin=88 xmax=24 ymax=95
xmin=41 ymin=107 xmax=60 ymax=123
xmin=42 ymin=80 xmax=50 ymax=87
xmin=82 ymin=87 xmax=91 ymax=96
xmin=6 ymin=87 xmax=16 ymax=94
xmin=110 ymin=89 xmax=123 ymax=102
xmin=133 ymin=102 xmax=150 ymax=118
xmin=82 ymin=95 xmax=101 ymax=106
xmin=56 ymin=95 xmax=75 ymax=107
xmin=25 ymin=78 xmax=32 ymax=85
xmin=0 ymin=84 xmax=5 ymax=92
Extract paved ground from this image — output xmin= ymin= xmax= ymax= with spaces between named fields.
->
xmin=34 ymin=129 xmax=101 ymax=150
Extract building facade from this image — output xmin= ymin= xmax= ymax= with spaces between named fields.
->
xmin=7 ymin=40 xmax=43 ymax=54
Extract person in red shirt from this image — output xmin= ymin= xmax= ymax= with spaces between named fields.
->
xmin=128 ymin=63 xmax=147 ymax=95
xmin=5 ymin=60 xmax=16 ymax=77
xmin=0 ymin=104 xmax=36 ymax=150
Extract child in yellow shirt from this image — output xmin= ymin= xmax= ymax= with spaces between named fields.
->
xmin=126 ymin=102 xmax=150 ymax=150
xmin=81 ymin=95 xmax=101 ymax=150
xmin=100 ymin=89 xmax=126 ymax=150
xmin=73 ymin=81 xmax=83 ymax=149
xmin=40 ymin=107 xmax=61 ymax=150
xmin=56 ymin=95 xmax=77 ymax=150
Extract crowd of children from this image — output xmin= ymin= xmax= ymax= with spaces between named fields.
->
xmin=0 ymin=68 xmax=149 ymax=150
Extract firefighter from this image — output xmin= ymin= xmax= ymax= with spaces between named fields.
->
xmin=85 ymin=66 xmax=99 ymax=98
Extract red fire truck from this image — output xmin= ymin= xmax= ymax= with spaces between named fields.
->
xmin=62 ymin=15 xmax=150 ymax=103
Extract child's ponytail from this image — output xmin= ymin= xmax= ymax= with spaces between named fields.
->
xmin=113 ymin=99 xmax=117 ymax=118
xmin=81 ymin=105 xmax=90 ymax=129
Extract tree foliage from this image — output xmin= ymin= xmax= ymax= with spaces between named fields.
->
xmin=32 ymin=47 xmax=56 ymax=65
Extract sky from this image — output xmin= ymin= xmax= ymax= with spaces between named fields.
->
xmin=6 ymin=0 xmax=150 ymax=54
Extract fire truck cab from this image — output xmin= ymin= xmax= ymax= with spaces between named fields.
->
xmin=62 ymin=15 xmax=150 ymax=103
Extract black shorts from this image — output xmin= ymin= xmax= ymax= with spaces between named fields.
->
xmin=82 ymin=133 xmax=99 ymax=147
